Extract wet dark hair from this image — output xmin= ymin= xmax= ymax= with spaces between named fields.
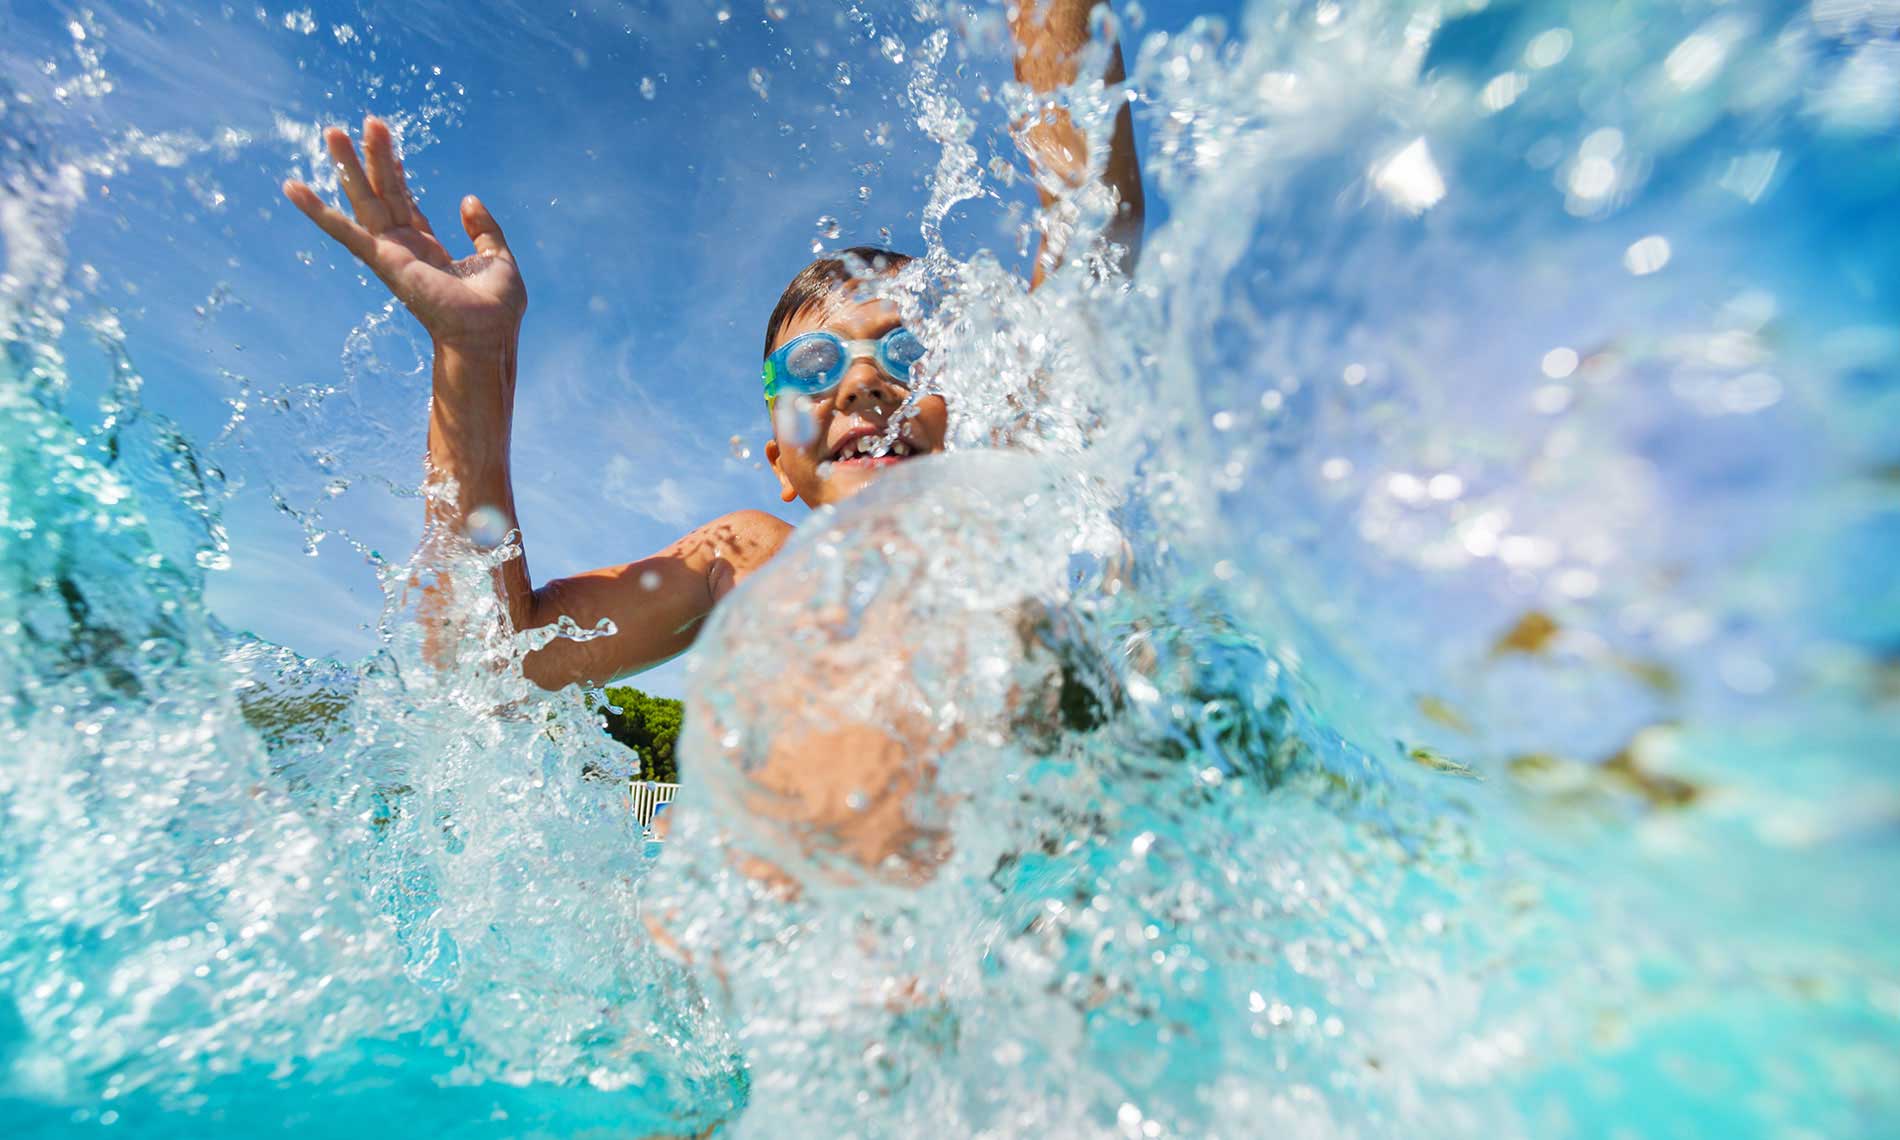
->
xmin=762 ymin=245 xmax=914 ymax=359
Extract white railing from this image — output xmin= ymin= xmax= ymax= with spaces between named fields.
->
xmin=630 ymin=780 xmax=680 ymax=832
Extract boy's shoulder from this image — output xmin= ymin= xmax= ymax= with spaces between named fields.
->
xmin=708 ymin=508 xmax=794 ymax=539
xmin=693 ymin=508 xmax=794 ymax=572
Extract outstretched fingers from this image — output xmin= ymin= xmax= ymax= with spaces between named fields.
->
xmin=281 ymin=179 xmax=375 ymax=262
xmin=361 ymin=116 xmax=426 ymax=231
xmin=391 ymin=158 xmax=434 ymax=235
xmin=324 ymin=127 xmax=391 ymax=232
xmin=460 ymin=196 xmax=512 ymax=259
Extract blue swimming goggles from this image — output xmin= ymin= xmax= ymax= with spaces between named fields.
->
xmin=762 ymin=326 xmax=926 ymax=406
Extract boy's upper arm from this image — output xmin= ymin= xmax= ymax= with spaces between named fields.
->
xmin=520 ymin=509 xmax=792 ymax=690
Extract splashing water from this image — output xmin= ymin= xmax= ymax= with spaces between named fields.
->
xmin=4 ymin=1 xmax=1899 ymax=1137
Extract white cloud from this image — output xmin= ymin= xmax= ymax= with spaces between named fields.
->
xmin=603 ymin=455 xmax=697 ymax=528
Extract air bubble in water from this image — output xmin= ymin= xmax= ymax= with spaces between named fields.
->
xmin=880 ymin=35 xmax=906 ymax=64
xmin=764 ymin=0 xmax=788 ymax=18
xmin=730 ymin=434 xmax=752 ymax=461
xmin=748 ymin=68 xmax=769 ymax=99
xmin=816 ymin=214 xmax=840 ymax=240
xmin=639 ymin=76 xmax=657 ymax=100
xmin=465 ymin=504 xmax=510 ymax=549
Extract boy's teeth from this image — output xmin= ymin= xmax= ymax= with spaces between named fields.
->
xmin=835 ymin=434 xmax=915 ymax=459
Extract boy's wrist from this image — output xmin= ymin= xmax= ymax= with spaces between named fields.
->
xmin=432 ymin=335 xmax=519 ymax=400
xmin=434 ymin=329 xmax=519 ymax=355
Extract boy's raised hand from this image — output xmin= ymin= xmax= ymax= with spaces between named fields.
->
xmin=282 ymin=116 xmax=526 ymax=349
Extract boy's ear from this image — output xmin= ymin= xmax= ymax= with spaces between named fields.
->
xmin=764 ymin=439 xmax=798 ymax=503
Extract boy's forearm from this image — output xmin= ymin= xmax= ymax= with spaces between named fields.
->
xmin=424 ymin=337 xmax=536 ymax=632
xmin=1012 ymin=0 xmax=1115 ymax=83
xmin=1010 ymin=0 xmax=1144 ymax=281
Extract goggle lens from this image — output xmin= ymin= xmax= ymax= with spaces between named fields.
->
xmin=786 ymin=335 xmax=844 ymax=381
xmin=881 ymin=327 xmax=925 ymax=375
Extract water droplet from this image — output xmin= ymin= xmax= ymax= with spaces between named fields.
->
xmin=730 ymin=434 xmax=752 ymax=461
xmin=1480 ymin=71 xmax=1528 ymax=113
xmin=639 ymin=570 xmax=661 ymax=591
xmin=748 ymin=68 xmax=769 ymax=99
xmin=465 ymin=505 xmax=510 ymax=549
xmin=1532 ymin=384 xmax=1573 ymax=414
xmin=1372 ymin=138 xmax=1445 ymax=215
xmin=1525 ymin=28 xmax=1572 ymax=70
xmin=1665 ymin=31 xmax=1727 ymax=92
xmin=1624 ymin=235 xmax=1671 ymax=275
xmin=774 ymin=395 xmax=819 ymax=447
xmin=1541 ymin=347 xmax=1579 ymax=378
xmin=1568 ymin=156 xmax=1617 ymax=200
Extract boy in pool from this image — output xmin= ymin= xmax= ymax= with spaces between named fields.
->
xmin=284 ymin=2 xmax=1140 ymax=699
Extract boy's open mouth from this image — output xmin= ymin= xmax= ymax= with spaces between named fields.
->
xmin=825 ymin=425 xmax=920 ymax=469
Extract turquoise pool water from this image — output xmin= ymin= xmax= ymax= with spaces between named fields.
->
xmin=3 ymin=0 xmax=1898 ymax=1136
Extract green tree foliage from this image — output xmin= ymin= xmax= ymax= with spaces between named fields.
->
xmin=594 ymin=685 xmax=683 ymax=784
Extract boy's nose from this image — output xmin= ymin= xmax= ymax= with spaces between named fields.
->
xmin=832 ymin=359 xmax=903 ymax=413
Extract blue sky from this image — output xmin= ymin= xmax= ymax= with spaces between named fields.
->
xmin=6 ymin=0 xmax=1235 ymax=694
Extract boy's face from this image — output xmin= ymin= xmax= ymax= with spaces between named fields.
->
xmin=764 ymin=293 xmax=949 ymax=508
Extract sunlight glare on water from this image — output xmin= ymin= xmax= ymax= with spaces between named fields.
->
xmin=2 ymin=0 xmax=1898 ymax=1137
